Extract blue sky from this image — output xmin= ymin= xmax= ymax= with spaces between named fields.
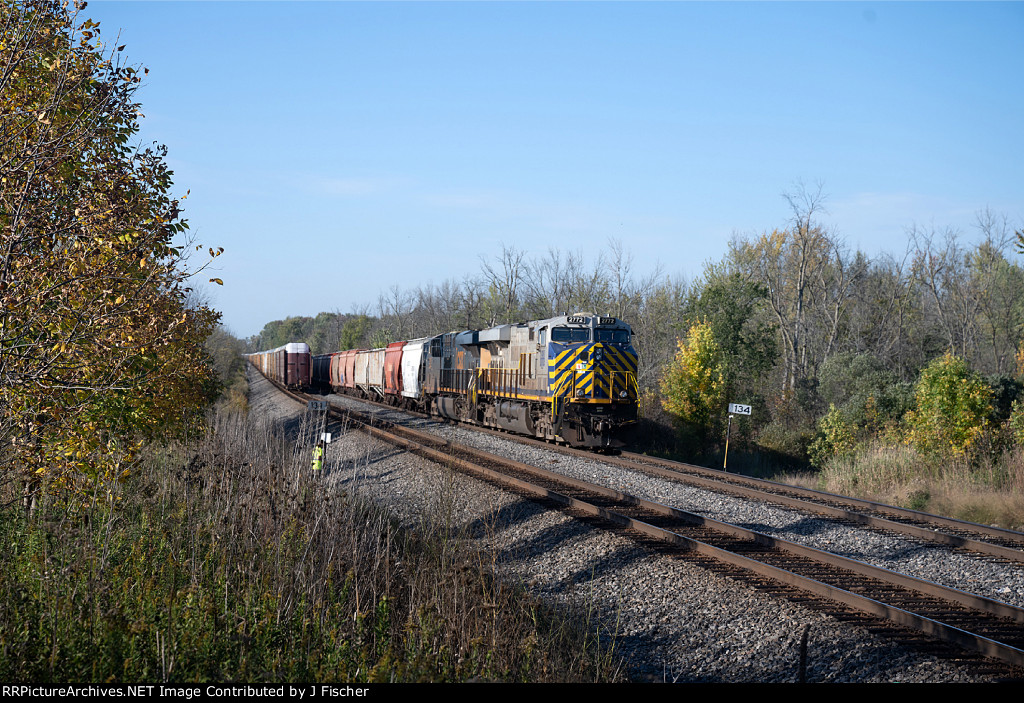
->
xmin=84 ymin=1 xmax=1023 ymax=338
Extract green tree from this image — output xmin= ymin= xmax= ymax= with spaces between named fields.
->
xmin=808 ymin=404 xmax=858 ymax=467
xmin=1009 ymin=399 xmax=1024 ymax=448
xmin=252 ymin=315 xmax=313 ymax=351
xmin=684 ymin=267 xmax=777 ymax=406
xmin=307 ymin=311 xmax=344 ymax=355
xmin=339 ymin=314 xmax=371 ymax=350
xmin=1 ymin=0 xmax=220 ymax=501
xmin=205 ymin=324 xmax=246 ymax=389
xmin=904 ymin=353 xmax=993 ymax=457
xmin=818 ymin=352 xmax=913 ymax=434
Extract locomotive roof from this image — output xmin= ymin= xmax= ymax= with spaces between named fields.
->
xmin=535 ymin=313 xmax=631 ymax=330
xmin=456 ymin=314 xmax=631 ymax=342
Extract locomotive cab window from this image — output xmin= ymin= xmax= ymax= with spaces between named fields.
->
xmin=551 ymin=327 xmax=590 ymax=343
xmin=595 ymin=329 xmax=630 ymax=344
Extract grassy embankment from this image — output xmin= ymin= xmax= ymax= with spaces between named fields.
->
xmin=795 ymin=443 xmax=1024 ymax=531
xmin=717 ymin=440 xmax=1024 ymax=531
xmin=635 ymin=416 xmax=1024 ymax=531
xmin=0 ymin=406 xmax=625 ymax=682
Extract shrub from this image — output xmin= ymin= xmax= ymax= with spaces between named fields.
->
xmin=1010 ymin=400 xmax=1024 ymax=448
xmin=755 ymin=421 xmax=813 ymax=464
xmin=808 ymin=404 xmax=857 ymax=467
xmin=904 ymin=353 xmax=993 ymax=457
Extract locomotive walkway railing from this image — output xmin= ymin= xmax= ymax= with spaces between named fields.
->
xmin=476 ymin=367 xmax=639 ymax=404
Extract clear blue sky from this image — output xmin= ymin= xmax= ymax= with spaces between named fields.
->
xmin=84 ymin=1 xmax=1024 ymax=339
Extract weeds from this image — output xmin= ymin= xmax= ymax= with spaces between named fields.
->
xmin=810 ymin=441 xmax=1024 ymax=529
xmin=0 ymin=408 xmax=623 ymax=682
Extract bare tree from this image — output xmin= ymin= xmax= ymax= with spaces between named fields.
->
xmin=729 ymin=183 xmax=864 ymax=393
xmin=908 ymin=225 xmax=980 ymax=361
xmin=480 ymin=244 xmax=526 ymax=324
xmin=377 ymin=284 xmax=414 ymax=342
xmin=522 ymin=248 xmax=570 ymax=318
xmin=459 ymin=274 xmax=487 ymax=330
xmin=629 ymin=274 xmax=689 ymax=392
xmin=844 ymin=245 xmax=922 ymax=379
xmin=968 ymin=210 xmax=1024 ymax=374
xmin=806 ymin=240 xmax=867 ymax=372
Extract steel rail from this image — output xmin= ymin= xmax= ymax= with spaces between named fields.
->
xmin=329 ymin=384 xmax=1024 ymax=562
xmin=260 ymin=370 xmax=1024 ymax=671
xmin=621 ymin=448 xmax=1024 ymax=542
xmin=315 ymin=379 xmax=1024 ymax=561
xmin=316 ymin=395 xmax=1024 ymax=670
xmin=610 ymin=450 xmax=1024 ymax=559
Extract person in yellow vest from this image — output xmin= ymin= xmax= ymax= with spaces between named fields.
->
xmin=311 ymin=442 xmax=324 ymax=472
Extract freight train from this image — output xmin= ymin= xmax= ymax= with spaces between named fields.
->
xmin=246 ymin=342 xmax=312 ymax=390
xmin=249 ymin=313 xmax=639 ymax=449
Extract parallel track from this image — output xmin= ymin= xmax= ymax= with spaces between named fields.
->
xmin=271 ymin=376 xmax=1024 ymax=677
xmin=612 ymin=451 xmax=1024 ymax=560
xmin=325 ymin=384 xmax=1024 ymax=563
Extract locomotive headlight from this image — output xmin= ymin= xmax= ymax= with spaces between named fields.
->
xmin=576 ymin=389 xmax=585 ymax=397
xmin=619 ymin=391 xmax=628 ymax=398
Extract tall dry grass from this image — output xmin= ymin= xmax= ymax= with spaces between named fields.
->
xmin=0 ymin=409 xmax=624 ymax=682
xmin=811 ymin=441 xmax=1024 ymax=530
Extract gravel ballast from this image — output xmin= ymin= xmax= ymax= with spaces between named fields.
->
xmin=248 ymin=369 xmax=1007 ymax=682
xmin=328 ymin=393 xmax=1024 ymax=611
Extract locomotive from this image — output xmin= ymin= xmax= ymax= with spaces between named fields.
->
xmin=251 ymin=313 xmax=639 ymax=449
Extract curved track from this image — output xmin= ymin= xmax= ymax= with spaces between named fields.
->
xmin=317 ymin=380 xmax=1024 ymax=563
xmin=268 ymin=371 xmax=1024 ymax=678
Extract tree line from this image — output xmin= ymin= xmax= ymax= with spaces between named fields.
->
xmin=665 ymin=187 xmax=1024 ymax=465
xmin=246 ymin=240 xmax=688 ymax=396
xmin=248 ymin=185 xmax=1024 ymax=466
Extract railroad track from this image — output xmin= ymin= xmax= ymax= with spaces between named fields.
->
xmin=578 ymin=447 xmax=1024 ymax=563
xmin=269 ymin=377 xmax=1024 ymax=678
xmin=346 ymin=393 xmax=1024 ymax=563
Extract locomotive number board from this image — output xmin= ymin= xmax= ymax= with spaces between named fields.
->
xmin=565 ymin=316 xmax=618 ymax=325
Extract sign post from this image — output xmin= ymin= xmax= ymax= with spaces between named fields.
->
xmin=724 ymin=403 xmax=752 ymax=471
xmin=724 ymin=415 xmax=732 ymax=471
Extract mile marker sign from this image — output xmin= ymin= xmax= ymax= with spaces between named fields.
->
xmin=728 ymin=403 xmax=752 ymax=416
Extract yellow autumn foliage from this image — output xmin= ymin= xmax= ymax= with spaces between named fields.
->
xmin=904 ymin=353 xmax=992 ymax=457
xmin=1 ymin=0 xmax=221 ymax=501
xmin=659 ymin=320 xmax=726 ymax=436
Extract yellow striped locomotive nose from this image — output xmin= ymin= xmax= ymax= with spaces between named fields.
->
xmin=548 ymin=342 xmax=638 ymax=401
